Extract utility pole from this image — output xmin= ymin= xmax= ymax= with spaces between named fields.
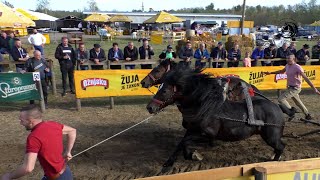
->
xmin=240 ymin=0 xmax=246 ymax=35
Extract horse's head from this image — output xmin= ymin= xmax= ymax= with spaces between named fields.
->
xmin=146 ymin=82 xmax=180 ymax=114
xmin=141 ymin=59 xmax=173 ymax=88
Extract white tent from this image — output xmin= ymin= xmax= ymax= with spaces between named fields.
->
xmin=23 ymin=10 xmax=58 ymax=21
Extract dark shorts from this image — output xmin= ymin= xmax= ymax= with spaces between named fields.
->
xmin=42 ymin=166 xmax=73 ymax=180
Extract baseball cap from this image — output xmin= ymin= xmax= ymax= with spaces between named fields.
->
xmin=303 ymin=44 xmax=310 ymax=49
xmin=167 ymin=45 xmax=173 ymax=49
xmin=217 ymin=42 xmax=223 ymax=45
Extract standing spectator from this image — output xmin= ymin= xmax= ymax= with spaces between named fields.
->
xmin=54 ymin=37 xmax=76 ymax=97
xmin=90 ymin=23 xmax=95 ymax=35
xmin=11 ymin=39 xmax=29 ymax=72
xmin=211 ymin=42 xmax=227 ymax=68
xmin=296 ymin=44 xmax=310 ymax=65
xmin=243 ymin=51 xmax=251 ymax=67
xmin=263 ymin=43 xmax=277 ymax=66
xmin=108 ymin=42 xmax=124 ymax=69
xmin=264 ymin=54 xmax=320 ymax=120
xmin=179 ymin=41 xmax=194 ymax=66
xmin=124 ymin=42 xmax=138 ymax=69
xmin=1 ymin=105 xmax=76 ymax=180
xmin=275 ymin=43 xmax=290 ymax=66
xmin=289 ymin=42 xmax=297 ymax=55
xmin=24 ymin=50 xmax=50 ymax=107
xmin=75 ymin=43 xmax=89 ymax=70
xmin=139 ymin=38 xmax=154 ymax=69
xmin=89 ymin=44 xmax=106 ymax=70
xmin=28 ymin=29 xmax=46 ymax=56
xmin=8 ymin=32 xmax=15 ymax=52
xmin=251 ymin=44 xmax=264 ymax=67
xmin=159 ymin=45 xmax=177 ymax=60
xmin=86 ymin=21 xmax=91 ymax=35
xmin=194 ymin=43 xmax=210 ymax=69
xmin=311 ymin=40 xmax=320 ymax=65
xmin=227 ymin=44 xmax=241 ymax=67
xmin=78 ymin=22 xmax=83 ymax=32
xmin=0 ymin=32 xmax=10 ymax=54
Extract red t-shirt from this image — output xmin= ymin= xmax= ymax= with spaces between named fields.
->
xmin=26 ymin=121 xmax=65 ymax=177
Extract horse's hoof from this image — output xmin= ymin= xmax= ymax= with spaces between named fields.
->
xmin=192 ymin=150 xmax=204 ymax=161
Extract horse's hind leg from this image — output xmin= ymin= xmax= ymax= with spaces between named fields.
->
xmin=261 ymin=127 xmax=286 ymax=161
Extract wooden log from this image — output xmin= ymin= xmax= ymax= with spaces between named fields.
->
xmin=76 ymin=98 xmax=81 ymax=111
xmin=37 ymin=80 xmax=46 ymax=113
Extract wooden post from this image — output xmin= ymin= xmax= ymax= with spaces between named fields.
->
xmin=253 ymin=167 xmax=267 ymax=180
xmin=277 ymin=89 xmax=281 ymax=98
xmin=48 ymin=59 xmax=57 ymax=95
xmin=106 ymin=61 xmax=115 ymax=109
xmin=208 ymin=58 xmax=212 ymax=68
xmin=240 ymin=0 xmax=247 ymax=35
xmin=76 ymin=98 xmax=81 ymax=111
xmin=37 ymin=80 xmax=46 ymax=113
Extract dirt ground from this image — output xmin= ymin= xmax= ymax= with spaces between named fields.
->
xmin=1 ymin=89 xmax=320 ymax=180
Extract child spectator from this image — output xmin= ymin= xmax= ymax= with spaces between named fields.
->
xmin=243 ymin=51 xmax=251 ymax=67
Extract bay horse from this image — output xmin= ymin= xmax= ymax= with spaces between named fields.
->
xmin=140 ymin=59 xmax=260 ymax=101
xmin=146 ymin=68 xmax=285 ymax=168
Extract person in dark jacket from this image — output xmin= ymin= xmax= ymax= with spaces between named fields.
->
xmin=75 ymin=43 xmax=89 ymax=70
xmin=0 ymin=32 xmax=10 ymax=54
xmin=54 ymin=37 xmax=76 ymax=97
xmin=263 ymin=43 xmax=277 ymax=66
xmin=139 ymin=39 xmax=154 ymax=69
xmin=89 ymin=44 xmax=106 ymax=70
xmin=194 ymin=43 xmax=210 ymax=69
xmin=159 ymin=45 xmax=177 ymax=60
xmin=311 ymin=40 xmax=320 ymax=65
xmin=124 ymin=42 xmax=138 ymax=69
xmin=275 ymin=43 xmax=290 ymax=66
xmin=296 ymin=44 xmax=310 ymax=65
xmin=24 ymin=50 xmax=50 ymax=107
xmin=108 ymin=42 xmax=124 ymax=69
xmin=289 ymin=42 xmax=297 ymax=55
xmin=11 ymin=39 xmax=29 ymax=72
xmin=227 ymin=44 xmax=241 ymax=67
xmin=211 ymin=42 xmax=227 ymax=68
xmin=179 ymin=41 xmax=194 ymax=66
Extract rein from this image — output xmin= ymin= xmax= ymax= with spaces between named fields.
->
xmin=152 ymin=85 xmax=178 ymax=108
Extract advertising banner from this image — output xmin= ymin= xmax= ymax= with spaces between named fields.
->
xmin=0 ymin=72 xmax=41 ymax=101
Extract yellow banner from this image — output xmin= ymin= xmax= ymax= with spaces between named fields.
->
xmin=203 ymin=66 xmax=320 ymax=90
xmin=74 ymin=66 xmax=320 ymax=98
xmin=74 ymin=70 xmax=158 ymax=98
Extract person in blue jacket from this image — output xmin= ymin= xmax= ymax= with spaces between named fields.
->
xmin=194 ymin=43 xmax=210 ymax=69
xmin=251 ymin=44 xmax=264 ymax=67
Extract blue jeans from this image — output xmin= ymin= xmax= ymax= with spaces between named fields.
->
xmin=125 ymin=65 xmax=135 ymax=69
xmin=42 ymin=166 xmax=73 ymax=180
xmin=34 ymin=45 xmax=44 ymax=55
xmin=195 ymin=60 xmax=206 ymax=69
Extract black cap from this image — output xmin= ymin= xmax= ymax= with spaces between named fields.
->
xmin=94 ymin=44 xmax=101 ymax=48
xmin=167 ymin=45 xmax=173 ymax=49
xmin=303 ymin=44 xmax=309 ymax=49
xmin=217 ymin=41 xmax=223 ymax=45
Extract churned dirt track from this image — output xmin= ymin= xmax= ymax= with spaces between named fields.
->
xmin=1 ymin=90 xmax=320 ymax=180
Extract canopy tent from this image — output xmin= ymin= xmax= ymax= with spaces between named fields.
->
xmin=16 ymin=8 xmax=39 ymax=20
xmin=109 ymin=15 xmax=132 ymax=22
xmin=143 ymin=11 xmax=184 ymax=24
xmin=14 ymin=10 xmax=36 ymax=27
xmin=0 ymin=3 xmax=35 ymax=27
xmin=84 ymin=13 xmax=110 ymax=22
xmin=22 ymin=10 xmax=58 ymax=21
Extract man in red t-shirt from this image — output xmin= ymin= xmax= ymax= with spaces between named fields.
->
xmin=1 ymin=105 xmax=77 ymax=180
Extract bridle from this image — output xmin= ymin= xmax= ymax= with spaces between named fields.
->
xmin=151 ymin=85 xmax=178 ymax=109
xmin=147 ymin=62 xmax=171 ymax=85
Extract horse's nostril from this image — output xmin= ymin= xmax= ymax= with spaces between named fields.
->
xmin=147 ymin=106 xmax=153 ymax=112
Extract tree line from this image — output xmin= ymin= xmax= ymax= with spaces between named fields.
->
xmin=3 ymin=0 xmax=319 ymax=26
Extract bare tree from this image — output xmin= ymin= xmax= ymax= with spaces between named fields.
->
xmin=87 ymin=0 xmax=99 ymax=12
xmin=3 ymin=1 xmax=14 ymax=8
xmin=36 ymin=0 xmax=50 ymax=14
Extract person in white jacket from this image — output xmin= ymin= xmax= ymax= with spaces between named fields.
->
xmin=28 ymin=29 xmax=46 ymax=56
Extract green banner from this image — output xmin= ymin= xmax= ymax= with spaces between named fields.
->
xmin=0 ymin=72 xmax=41 ymax=102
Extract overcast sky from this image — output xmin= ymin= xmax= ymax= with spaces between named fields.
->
xmin=5 ymin=0 xmax=316 ymax=11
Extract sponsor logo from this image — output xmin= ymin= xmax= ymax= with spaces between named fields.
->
xmin=121 ymin=74 xmax=140 ymax=90
xmin=303 ymin=70 xmax=316 ymax=82
xmin=0 ymin=79 xmax=37 ymax=98
xmin=275 ymin=73 xmax=287 ymax=82
xmin=81 ymin=78 xmax=109 ymax=90
xmin=293 ymin=171 xmax=320 ymax=180
xmin=249 ymin=71 xmax=265 ymax=85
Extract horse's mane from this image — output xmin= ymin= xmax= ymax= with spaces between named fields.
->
xmin=164 ymin=67 xmax=226 ymax=120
